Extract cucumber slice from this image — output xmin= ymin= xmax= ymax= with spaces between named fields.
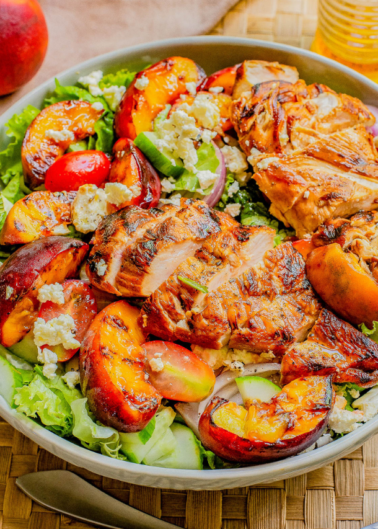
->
xmin=67 ymin=140 xmax=88 ymax=153
xmin=143 ymin=427 xmax=176 ymax=466
xmin=236 ymin=376 xmax=281 ymax=406
xmin=152 ymin=423 xmax=203 ymax=470
xmin=0 ymin=355 xmax=24 ymax=406
xmin=119 ymin=406 xmax=175 ymax=464
xmin=134 ymin=132 xmax=184 ymax=178
xmin=9 ymin=330 xmax=39 ymax=364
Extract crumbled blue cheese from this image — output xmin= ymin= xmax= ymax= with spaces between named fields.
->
xmin=155 ymin=110 xmax=200 ymax=172
xmin=5 ymin=286 xmax=14 ymax=300
xmin=72 ymin=184 xmax=108 ymax=234
xmin=104 ymin=182 xmax=140 ymax=206
xmin=96 ymin=259 xmax=107 ymax=277
xmin=159 ymin=193 xmax=182 ymax=207
xmin=221 ymin=146 xmax=248 ymax=174
xmin=227 ymin=180 xmax=240 ymax=197
xmin=255 ymin=157 xmax=280 ymax=171
xmin=196 ymin=170 xmax=218 ymax=191
xmin=79 ymin=70 xmax=125 ymax=110
xmin=37 ymin=283 xmax=65 ymax=305
xmin=224 ymin=203 xmax=241 ymax=217
xmin=181 ymin=92 xmax=220 ymax=130
xmin=62 ymin=370 xmax=80 ymax=388
xmin=209 ymin=86 xmax=224 ymax=94
xmin=37 ymin=347 xmax=58 ymax=380
xmin=34 ymin=314 xmax=80 ymax=350
xmin=45 ymin=129 xmax=75 ymax=142
xmin=78 ymin=70 xmax=104 ymax=97
xmin=185 ymin=82 xmax=197 ymax=97
xmin=92 ymin=102 xmax=104 ymax=111
xmin=161 ymin=178 xmax=176 ymax=194
xmin=51 ymin=224 xmax=70 ymax=235
xmin=149 ymin=357 xmax=164 ymax=372
xmin=135 ymin=75 xmax=149 ymax=90
xmin=329 ymin=395 xmax=364 ymax=434
xmin=102 ymin=85 xmax=126 ymax=111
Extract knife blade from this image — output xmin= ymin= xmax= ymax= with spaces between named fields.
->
xmin=16 ymin=470 xmax=180 ymax=529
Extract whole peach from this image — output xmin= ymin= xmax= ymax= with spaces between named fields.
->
xmin=0 ymin=0 xmax=48 ymax=96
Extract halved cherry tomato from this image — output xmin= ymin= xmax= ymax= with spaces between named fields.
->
xmin=142 ymin=341 xmax=215 ymax=402
xmin=38 ymin=280 xmax=97 ymax=362
xmin=45 ymin=151 xmax=110 ymax=192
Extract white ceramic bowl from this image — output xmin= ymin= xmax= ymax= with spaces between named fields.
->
xmin=1 ymin=36 xmax=378 ymax=490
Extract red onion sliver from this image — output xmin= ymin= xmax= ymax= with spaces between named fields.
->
xmin=367 ymin=105 xmax=378 ymax=137
xmin=203 ymin=141 xmax=226 ymax=207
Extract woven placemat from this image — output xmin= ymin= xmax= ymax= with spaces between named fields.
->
xmin=5 ymin=0 xmax=378 ymax=528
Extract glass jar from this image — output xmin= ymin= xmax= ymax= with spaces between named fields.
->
xmin=311 ymin=0 xmax=378 ymax=82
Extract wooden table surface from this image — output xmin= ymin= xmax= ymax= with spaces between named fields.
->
xmin=2 ymin=0 xmax=378 ymax=528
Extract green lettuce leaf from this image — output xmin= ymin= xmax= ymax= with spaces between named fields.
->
xmin=174 ymin=143 xmax=220 ymax=194
xmin=14 ymin=375 xmax=73 ymax=436
xmin=93 ymin=113 xmax=115 ymax=153
xmin=44 ymin=79 xmax=110 ymax=111
xmin=0 ymin=105 xmax=40 ymax=186
xmin=360 ymin=321 xmax=378 ymax=343
xmin=71 ymin=398 xmax=126 ymax=459
xmin=99 ymin=69 xmax=136 ymax=89
xmin=334 ymin=382 xmax=366 ymax=411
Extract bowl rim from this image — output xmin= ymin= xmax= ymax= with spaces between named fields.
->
xmin=1 ymin=35 xmax=378 ymax=490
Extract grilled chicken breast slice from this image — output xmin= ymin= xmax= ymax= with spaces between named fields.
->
xmin=140 ymin=223 xmax=275 ymax=340
xmin=232 ymin=80 xmax=375 ymax=160
xmin=253 ymin=126 xmax=378 ymax=238
xmin=189 ymin=242 xmax=321 ymax=350
xmin=114 ymin=200 xmax=221 ymax=297
xmin=87 ymin=204 xmax=179 ymax=295
xmin=281 ymin=309 xmax=378 ymax=388
xmin=232 ymin=60 xmax=299 ymax=101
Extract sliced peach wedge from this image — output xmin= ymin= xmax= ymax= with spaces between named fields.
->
xmin=22 ymin=100 xmax=104 ymax=189
xmin=0 ymin=190 xmax=76 ymax=245
xmin=108 ymin=138 xmax=161 ymax=209
xmin=80 ymin=301 xmax=162 ymax=432
xmin=306 ymin=243 xmax=378 ymax=327
xmin=114 ymin=57 xmax=206 ymax=139
xmin=0 ymin=236 xmax=88 ymax=347
xmin=199 ymin=376 xmax=333 ymax=463
xmin=197 ymin=65 xmax=239 ymax=96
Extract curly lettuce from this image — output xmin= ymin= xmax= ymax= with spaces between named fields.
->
xmin=174 ymin=143 xmax=220 ymax=195
xmin=71 ymin=398 xmax=126 ymax=459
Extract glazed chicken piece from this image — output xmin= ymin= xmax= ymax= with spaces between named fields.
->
xmin=114 ymin=200 xmax=222 ymax=297
xmin=140 ymin=220 xmax=275 ymax=340
xmin=252 ymin=126 xmax=378 ymax=237
xmin=281 ymin=309 xmax=378 ymax=388
xmin=88 ymin=199 xmax=221 ymax=298
xmin=232 ymin=60 xmax=299 ymax=101
xmin=232 ymin=79 xmax=375 ymax=160
xmin=87 ymin=204 xmax=180 ymax=295
xmin=142 ymin=242 xmax=321 ymax=356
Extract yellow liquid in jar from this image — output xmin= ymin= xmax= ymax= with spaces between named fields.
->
xmin=311 ymin=0 xmax=378 ymax=83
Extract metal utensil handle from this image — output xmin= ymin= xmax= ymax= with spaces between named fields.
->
xmin=16 ymin=470 xmax=180 ymax=529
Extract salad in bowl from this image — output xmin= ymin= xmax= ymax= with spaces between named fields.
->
xmin=1 ymin=52 xmax=378 ymax=472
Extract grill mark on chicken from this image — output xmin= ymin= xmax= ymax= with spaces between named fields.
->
xmin=252 ymin=126 xmax=378 ymax=237
xmin=87 ymin=204 xmax=180 ymax=294
xmin=114 ymin=200 xmax=221 ymax=297
xmin=140 ymin=221 xmax=275 ymax=340
xmin=281 ymin=309 xmax=378 ymax=387
xmin=142 ymin=242 xmax=321 ymax=356
xmin=232 ymin=78 xmax=374 ymax=160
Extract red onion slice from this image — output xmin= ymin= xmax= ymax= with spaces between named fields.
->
xmin=203 ymin=141 xmax=226 ymax=207
xmin=175 ymin=363 xmax=281 ymax=436
xmin=367 ymin=105 xmax=378 ymax=137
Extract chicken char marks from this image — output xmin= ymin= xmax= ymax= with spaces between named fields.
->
xmin=87 ymin=199 xmax=221 ymax=297
xmin=281 ymin=309 xmax=378 ymax=388
xmin=252 ymin=126 xmax=378 ymax=237
xmin=232 ymin=77 xmax=374 ymax=159
xmin=142 ymin=242 xmax=321 ymax=356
